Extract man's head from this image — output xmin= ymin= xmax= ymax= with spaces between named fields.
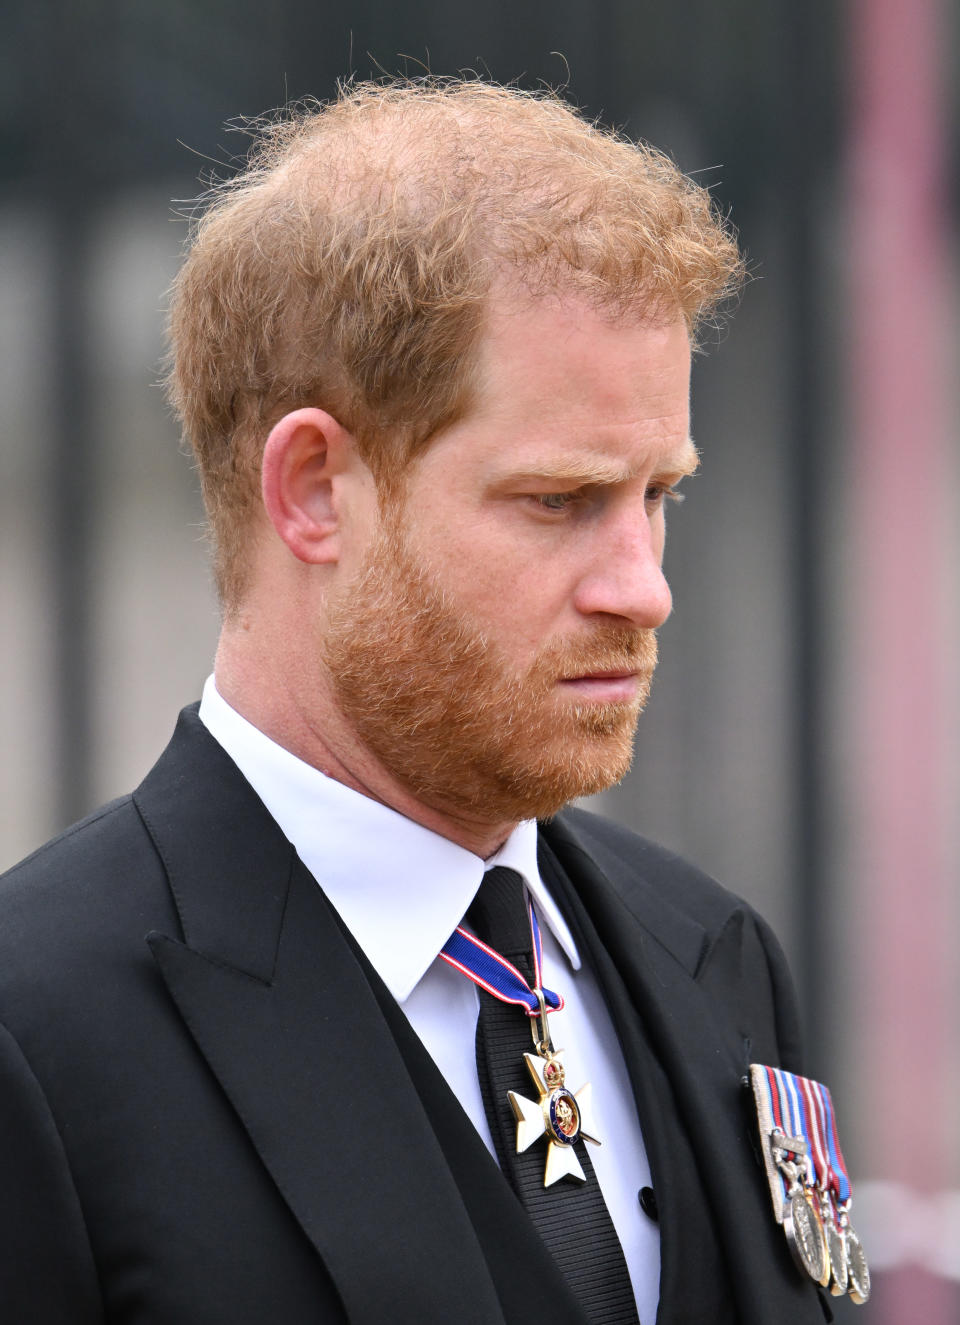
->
xmin=168 ymin=81 xmax=742 ymax=846
xmin=167 ymin=78 xmax=741 ymax=608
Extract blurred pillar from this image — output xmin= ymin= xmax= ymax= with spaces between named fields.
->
xmin=848 ymin=0 xmax=958 ymax=1317
xmin=43 ymin=0 xmax=105 ymax=831
xmin=49 ymin=202 xmax=96 ymax=829
xmin=778 ymin=0 xmax=833 ymax=1065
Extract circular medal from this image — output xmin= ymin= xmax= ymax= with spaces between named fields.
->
xmin=845 ymin=1224 xmax=871 ymax=1304
xmin=783 ymin=1190 xmax=828 ymax=1285
xmin=544 ymin=1087 xmax=581 ymax=1146
xmin=826 ymin=1216 xmax=848 ymax=1296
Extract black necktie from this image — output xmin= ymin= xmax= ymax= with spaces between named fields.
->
xmin=469 ymin=866 xmax=640 ymax=1324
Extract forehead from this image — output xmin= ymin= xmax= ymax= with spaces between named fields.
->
xmin=480 ymin=289 xmax=689 ymax=386
xmin=419 ymin=294 xmax=695 ymax=482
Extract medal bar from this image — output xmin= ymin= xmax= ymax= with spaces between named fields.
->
xmin=750 ymin=1064 xmax=870 ymax=1304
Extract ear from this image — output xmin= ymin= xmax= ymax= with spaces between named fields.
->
xmin=260 ymin=408 xmax=360 ymax=565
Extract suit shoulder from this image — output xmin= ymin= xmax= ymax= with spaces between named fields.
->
xmin=0 ymin=795 xmax=170 ymax=981
xmin=556 ymin=804 xmax=749 ymax=932
xmin=1 ymin=795 xmax=147 ymax=895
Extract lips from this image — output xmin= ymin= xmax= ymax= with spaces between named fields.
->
xmin=557 ymin=671 xmax=643 ymax=702
xmin=533 ymin=627 xmax=658 ymax=704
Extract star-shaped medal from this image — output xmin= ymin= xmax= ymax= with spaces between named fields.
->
xmin=507 ymin=1049 xmax=600 ymax=1186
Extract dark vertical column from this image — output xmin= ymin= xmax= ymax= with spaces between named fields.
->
xmin=44 ymin=0 xmax=100 ymax=829
xmin=776 ymin=0 xmax=833 ymax=1065
xmin=48 ymin=198 xmax=96 ymax=830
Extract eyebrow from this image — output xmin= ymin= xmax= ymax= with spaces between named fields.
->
xmin=504 ymin=440 xmax=700 ymax=486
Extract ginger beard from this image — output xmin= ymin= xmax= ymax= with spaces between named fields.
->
xmin=321 ymin=521 xmax=659 ymax=825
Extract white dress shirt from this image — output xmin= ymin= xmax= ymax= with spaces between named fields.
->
xmin=199 ymin=675 xmax=660 ymax=1321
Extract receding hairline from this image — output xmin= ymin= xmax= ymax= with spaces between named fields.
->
xmin=200 ymin=79 xmax=742 ymax=323
xmin=167 ymin=78 xmax=744 ymax=608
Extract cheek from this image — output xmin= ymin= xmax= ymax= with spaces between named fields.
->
xmin=413 ymin=520 xmax=580 ymax=654
xmin=471 ymin=567 xmax=576 ymax=661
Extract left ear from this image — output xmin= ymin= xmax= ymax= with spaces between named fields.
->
xmin=260 ymin=407 xmax=360 ymax=565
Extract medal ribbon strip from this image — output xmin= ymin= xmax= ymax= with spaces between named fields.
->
xmin=762 ymin=1065 xmax=808 ymax=1172
xmin=821 ymin=1081 xmax=852 ymax=1204
xmin=798 ymin=1074 xmax=833 ymax=1192
xmin=439 ymin=894 xmax=564 ymax=1016
xmin=761 ymin=1067 xmax=853 ymax=1205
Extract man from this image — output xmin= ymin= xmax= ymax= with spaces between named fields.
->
xmin=0 ymin=81 xmax=844 ymax=1323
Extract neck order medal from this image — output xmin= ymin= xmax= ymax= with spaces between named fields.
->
xmin=440 ymin=893 xmax=601 ymax=1187
xmin=509 ymin=1042 xmax=600 ymax=1186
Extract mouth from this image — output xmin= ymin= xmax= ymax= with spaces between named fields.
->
xmin=557 ymin=671 xmax=643 ymax=703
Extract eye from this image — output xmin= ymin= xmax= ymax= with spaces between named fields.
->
xmin=534 ymin=491 xmax=581 ymax=513
xmin=646 ymin=483 xmax=685 ymax=509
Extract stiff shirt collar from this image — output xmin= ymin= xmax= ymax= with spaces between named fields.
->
xmin=198 ymin=676 xmax=580 ymax=1003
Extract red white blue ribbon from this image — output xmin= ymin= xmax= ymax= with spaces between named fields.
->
xmin=760 ymin=1066 xmax=852 ymax=1204
xmin=818 ymin=1079 xmax=852 ymax=1204
xmin=439 ymin=894 xmax=564 ymax=1017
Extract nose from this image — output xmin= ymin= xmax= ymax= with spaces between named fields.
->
xmin=572 ymin=513 xmax=673 ymax=629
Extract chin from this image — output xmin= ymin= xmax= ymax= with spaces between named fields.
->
xmin=477 ymin=723 xmax=638 ymax=823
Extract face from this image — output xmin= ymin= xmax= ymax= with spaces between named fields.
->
xmin=321 ymin=295 xmax=695 ymax=828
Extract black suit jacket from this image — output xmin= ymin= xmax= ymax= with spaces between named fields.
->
xmin=0 ymin=708 xmax=843 ymax=1323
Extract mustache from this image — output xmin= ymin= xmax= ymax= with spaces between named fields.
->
xmin=529 ymin=627 xmax=659 ymax=682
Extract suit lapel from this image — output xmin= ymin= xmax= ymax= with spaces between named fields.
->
xmin=540 ymin=814 xmax=827 ymax=1325
xmin=540 ymin=812 xmax=745 ymax=1101
xmin=136 ymin=710 xmax=507 ymax=1325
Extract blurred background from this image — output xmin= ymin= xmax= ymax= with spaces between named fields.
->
xmin=1 ymin=0 xmax=957 ymax=1319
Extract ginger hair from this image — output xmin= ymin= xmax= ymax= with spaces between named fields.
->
xmin=167 ymin=79 xmax=743 ymax=607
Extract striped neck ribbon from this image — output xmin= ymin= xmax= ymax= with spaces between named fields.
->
xmin=439 ymin=894 xmax=565 ymax=1017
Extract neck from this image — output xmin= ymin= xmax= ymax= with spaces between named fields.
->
xmin=214 ymin=621 xmax=517 ymax=859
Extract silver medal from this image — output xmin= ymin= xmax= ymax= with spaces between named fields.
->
xmin=825 ymin=1214 xmax=848 ymax=1295
xmin=845 ymin=1223 xmax=871 ymax=1305
xmin=783 ymin=1188 xmax=829 ymax=1285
